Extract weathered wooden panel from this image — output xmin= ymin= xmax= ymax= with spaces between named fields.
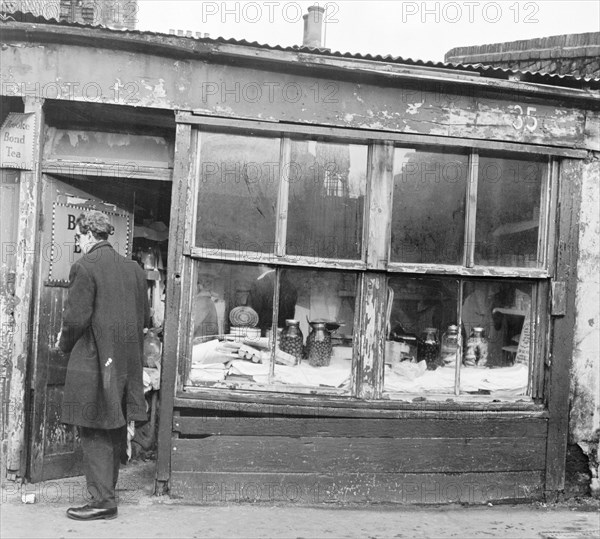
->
xmin=38 ymin=450 xmax=83 ymax=482
xmin=170 ymin=470 xmax=544 ymax=504
xmin=366 ymin=143 xmax=393 ymax=269
xmin=544 ymin=158 xmax=583 ymax=498
xmin=354 ymin=274 xmax=387 ymax=399
xmin=179 ymin=113 xmax=588 ymax=158
xmin=174 ymin=393 xmax=546 ymax=415
xmin=174 ymin=416 xmax=547 ymax=439
xmin=172 ymin=436 xmax=545 ymax=473
xmin=43 ymin=386 xmax=76 ymax=456
xmin=45 ymin=288 xmax=67 ymax=386
xmin=1 ymin=41 xmax=596 ymax=150
xmin=0 ymin=169 xmax=20 ymax=382
xmin=6 ymin=97 xmax=43 ymax=477
xmin=156 ymin=123 xmax=194 ymax=486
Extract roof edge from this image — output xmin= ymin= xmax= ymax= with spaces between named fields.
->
xmin=2 ymin=19 xmax=600 ymax=100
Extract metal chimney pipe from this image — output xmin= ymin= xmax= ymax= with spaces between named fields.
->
xmin=302 ymin=5 xmax=325 ymax=48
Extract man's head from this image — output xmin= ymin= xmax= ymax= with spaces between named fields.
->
xmin=74 ymin=211 xmax=114 ymax=254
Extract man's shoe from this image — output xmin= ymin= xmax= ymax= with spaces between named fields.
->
xmin=66 ymin=505 xmax=118 ymax=520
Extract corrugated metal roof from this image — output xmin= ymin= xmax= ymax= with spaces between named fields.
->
xmin=1 ymin=9 xmax=599 ymax=89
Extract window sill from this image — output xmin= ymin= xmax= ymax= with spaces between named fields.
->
xmin=175 ymin=387 xmax=546 ymax=417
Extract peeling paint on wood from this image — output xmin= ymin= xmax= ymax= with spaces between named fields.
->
xmin=43 ymin=127 xmax=173 ymax=168
xmin=0 ymin=170 xmax=19 ymax=387
xmin=6 ymin=98 xmax=43 ymax=476
xmin=366 ymin=144 xmax=393 ymax=270
xmin=355 ymin=274 xmax=387 ymax=399
xmin=1 ymin=43 xmax=597 ymax=150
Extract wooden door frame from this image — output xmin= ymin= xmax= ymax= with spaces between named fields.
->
xmin=543 ymin=158 xmax=583 ymax=501
xmin=155 ymin=122 xmax=195 ymax=494
xmin=5 ymin=97 xmax=44 ymax=481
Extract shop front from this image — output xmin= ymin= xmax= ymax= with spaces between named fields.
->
xmin=1 ymin=16 xmax=598 ymax=503
xmin=160 ymin=111 xmax=583 ymax=504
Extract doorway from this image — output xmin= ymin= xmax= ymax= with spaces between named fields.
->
xmin=27 ymin=173 xmax=171 ymax=482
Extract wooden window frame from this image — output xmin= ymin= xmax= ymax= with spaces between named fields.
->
xmin=174 ymin=113 xmax=561 ymax=403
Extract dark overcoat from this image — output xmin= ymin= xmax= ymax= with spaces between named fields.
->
xmin=59 ymin=241 xmax=150 ymax=429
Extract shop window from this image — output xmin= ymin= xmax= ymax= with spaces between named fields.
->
xmin=385 ymin=276 xmax=459 ymax=393
xmin=286 ymin=139 xmax=367 ymax=260
xmin=475 ymin=154 xmax=545 ymax=267
xmin=384 ymin=277 xmax=533 ymax=397
xmin=195 ymin=133 xmax=281 ymax=254
xmin=391 ymin=149 xmax=468 ymax=265
xmin=460 ymin=280 xmax=533 ymax=395
xmin=181 ymin=123 xmax=554 ymax=400
xmin=384 ymin=149 xmax=548 ymax=399
xmin=186 ymin=260 xmax=356 ymax=392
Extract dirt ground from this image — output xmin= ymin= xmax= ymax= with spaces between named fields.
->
xmin=2 ymin=459 xmax=599 ymax=539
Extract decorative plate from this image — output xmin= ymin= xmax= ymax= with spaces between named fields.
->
xmin=229 ymin=306 xmax=259 ymax=327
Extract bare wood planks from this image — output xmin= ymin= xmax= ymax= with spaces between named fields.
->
xmin=174 ymin=416 xmax=547 ymax=439
xmin=172 ymin=435 xmax=546 ymax=474
xmin=3 ymin=39 xmax=597 ymax=150
xmin=544 ymin=158 xmax=583 ymax=499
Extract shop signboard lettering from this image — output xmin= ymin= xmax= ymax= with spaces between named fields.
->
xmin=48 ymin=203 xmax=131 ymax=283
xmin=0 ymin=113 xmax=36 ymax=170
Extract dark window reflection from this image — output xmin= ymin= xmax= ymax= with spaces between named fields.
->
xmin=391 ymin=148 xmax=468 ymax=265
xmin=475 ymin=154 xmax=545 ymax=267
xmin=286 ymin=140 xmax=367 ymax=260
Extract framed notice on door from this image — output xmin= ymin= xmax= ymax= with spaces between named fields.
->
xmin=47 ymin=202 xmax=132 ymax=284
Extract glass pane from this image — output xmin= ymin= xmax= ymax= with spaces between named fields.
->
xmin=272 ymin=269 xmax=355 ymax=389
xmin=384 ymin=276 xmax=459 ymax=394
xmin=286 ymin=140 xmax=367 ymax=260
xmin=460 ymin=280 xmax=533 ymax=396
xmin=195 ymin=133 xmax=280 ymax=254
xmin=475 ymin=155 xmax=545 ymax=267
xmin=186 ymin=261 xmax=355 ymax=392
xmin=391 ymin=148 xmax=468 ymax=264
xmin=187 ymin=261 xmax=272 ymax=386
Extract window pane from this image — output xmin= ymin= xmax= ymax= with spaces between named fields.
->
xmin=187 ymin=261 xmax=268 ymax=386
xmin=195 ymin=133 xmax=280 ymax=253
xmin=186 ymin=261 xmax=355 ymax=392
xmin=460 ymin=280 xmax=533 ymax=396
xmin=475 ymin=155 xmax=545 ymax=267
xmin=286 ymin=140 xmax=367 ymax=260
xmin=384 ymin=276 xmax=459 ymax=394
xmin=273 ymin=269 xmax=355 ymax=389
xmin=391 ymin=148 xmax=468 ymax=264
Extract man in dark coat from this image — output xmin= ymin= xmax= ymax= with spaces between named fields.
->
xmin=58 ymin=211 xmax=150 ymax=520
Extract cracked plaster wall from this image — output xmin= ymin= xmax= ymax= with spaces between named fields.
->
xmin=570 ymin=154 xmax=600 ymax=497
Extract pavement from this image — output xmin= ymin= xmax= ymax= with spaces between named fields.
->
xmin=1 ymin=459 xmax=599 ymax=539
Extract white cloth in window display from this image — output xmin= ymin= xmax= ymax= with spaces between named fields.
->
xmin=384 ymin=363 xmax=528 ymax=396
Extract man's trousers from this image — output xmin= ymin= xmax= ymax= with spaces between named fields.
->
xmin=79 ymin=425 xmax=126 ymax=508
